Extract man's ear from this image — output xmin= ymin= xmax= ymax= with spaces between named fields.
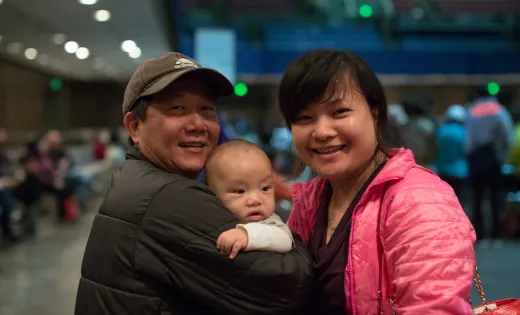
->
xmin=124 ymin=112 xmax=140 ymax=146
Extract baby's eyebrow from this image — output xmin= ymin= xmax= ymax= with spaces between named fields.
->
xmin=261 ymin=175 xmax=274 ymax=183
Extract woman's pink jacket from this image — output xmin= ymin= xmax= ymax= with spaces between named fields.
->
xmin=288 ymin=149 xmax=476 ymax=314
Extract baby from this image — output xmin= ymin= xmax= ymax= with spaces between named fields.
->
xmin=205 ymin=140 xmax=293 ymax=259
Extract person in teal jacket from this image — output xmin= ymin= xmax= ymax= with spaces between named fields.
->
xmin=435 ymin=104 xmax=468 ymax=202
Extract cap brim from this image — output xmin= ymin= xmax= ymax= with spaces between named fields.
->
xmin=140 ymin=68 xmax=234 ymax=100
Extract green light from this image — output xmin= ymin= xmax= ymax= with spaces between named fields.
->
xmin=359 ymin=4 xmax=373 ymax=18
xmin=234 ymin=82 xmax=248 ymax=97
xmin=50 ymin=77 xmax=63 ymax=91
xmin=487 ymin=82 xmax=500 ymax=96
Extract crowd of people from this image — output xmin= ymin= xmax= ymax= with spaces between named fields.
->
xmin=387 ymin=89 xmax=519 ymax=246
xmin=0 ymin=128 xmax=125 ymax=246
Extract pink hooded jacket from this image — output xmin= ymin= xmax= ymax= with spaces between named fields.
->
xmin=288 ymin=149 xmax=476 ymax=315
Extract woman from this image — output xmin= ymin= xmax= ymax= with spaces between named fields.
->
xmin=278 ymin=50 xmax=476 ymax=314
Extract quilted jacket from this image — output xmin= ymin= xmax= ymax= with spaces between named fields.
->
xmin=75 ymin=147 xmax=312 ymax=315
xmin=288 ymin=148 xmax=476 ymax=314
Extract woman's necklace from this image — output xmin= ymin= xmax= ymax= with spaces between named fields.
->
xmin=327 ymin=155 xmax=388 ymax=233
xmin=328 ymin=203 xmax=345 ymax=233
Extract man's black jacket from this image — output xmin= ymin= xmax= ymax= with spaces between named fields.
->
xmin=74 ymin=147 xmax=312 ymax=315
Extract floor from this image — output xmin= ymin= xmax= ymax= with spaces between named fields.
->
xmin=0 ymin=208 xmax=96 ymax=315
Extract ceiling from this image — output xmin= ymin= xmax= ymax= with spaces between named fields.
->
xmin=0 ymin=0 xmax=172 ymax=82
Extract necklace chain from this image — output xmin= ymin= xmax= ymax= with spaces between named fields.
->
xmin=327 ymin=156 xmax=387 ymax=233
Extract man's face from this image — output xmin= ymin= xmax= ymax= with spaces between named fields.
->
xmin=127 ymin=77 xmax=220 ymax=178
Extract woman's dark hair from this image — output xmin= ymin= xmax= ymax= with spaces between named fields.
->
xmin=278 ymin=49 xmax=396 ymax=154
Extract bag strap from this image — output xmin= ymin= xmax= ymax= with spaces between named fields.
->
xmin=470 ymin=266 xmax=488 ymax=307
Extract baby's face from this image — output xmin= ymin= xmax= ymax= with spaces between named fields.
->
xmin=209 ymin=150 xmax=276 ymax=223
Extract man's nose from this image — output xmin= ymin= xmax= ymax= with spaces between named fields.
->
xmin=185 ymin=113 xmax=206 ymax=134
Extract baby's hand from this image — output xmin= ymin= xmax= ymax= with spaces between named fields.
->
xmin=217 ymin=228 xmax=248 ymax=259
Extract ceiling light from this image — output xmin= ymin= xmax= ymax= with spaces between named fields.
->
xmin=76 ymin=47 xmax=90 ymax=59
xmin=64 ymin=41 xmax=79 ymax=53
xmin=0 ymin=0 xmax=3 ymax=6
xmin=24 ymin=48 xmax=38 ymax=60
xmin=121 ymin=40 xmax=136 ymax=53
xmin=129 ymin=47 xmax=141 ymax=59
xmin=94 ymin=10 xmax=111 ymax=22
xmin=52 ymin=34 xmax=67 ymax=45
xmin=79 ymin=0 xmax=97 ymax=5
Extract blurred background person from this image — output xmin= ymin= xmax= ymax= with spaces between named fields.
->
xmin=14 ymin=140 xmax=47 ymax=240
xmin=506 ymin=108 xmax=520 ymax=177
xmin=40 ymin=130 xmax=79 ymax=222
xmin=400 ymin=98 xmax=438 ymax=167
xmin=387 ymin=103 xmax=408 ymax=147
xmin=0 ymin=128 xmax=16 ymax=247
xmin=435 ymin=104 xmax=468 ymax=205
xmin=466 ymin=87 xmax=514 ymax=247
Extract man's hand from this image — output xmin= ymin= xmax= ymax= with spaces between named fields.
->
xmin=217 ymin=228 xmax=248 ymax=259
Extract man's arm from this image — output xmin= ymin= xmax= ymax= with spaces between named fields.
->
xmin=134 ymin=182 xmax=312 ymax=315
xmin=237 ymin=214 xmax=294 ymax=253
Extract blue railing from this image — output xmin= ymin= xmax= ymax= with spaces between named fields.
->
xmin=180 ymin=24 xmax=520 ymax=75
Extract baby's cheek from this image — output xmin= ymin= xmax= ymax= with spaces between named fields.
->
xmin=224 ymin=199 xmax=248 ymax=221
xmin=264 ymin=197 xmax=277 ymax=216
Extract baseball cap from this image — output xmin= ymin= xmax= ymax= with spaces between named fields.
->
xmin=446 ymin=104 xmax=467 ymax=122
xmin=122 ymin=52 xmax=234 ymax=114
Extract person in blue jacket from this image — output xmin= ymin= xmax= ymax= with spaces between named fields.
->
xmin=435 ymin=104 xmax=468 ymax=203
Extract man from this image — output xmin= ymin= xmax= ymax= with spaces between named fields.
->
xmin=466 ymin=87 xmax=514 ymax=248
xmin=75 ymin=52 xmax=312 ymax=315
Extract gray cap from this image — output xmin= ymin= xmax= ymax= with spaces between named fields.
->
xmin=122 ymin=52 xmax=234 ymax=114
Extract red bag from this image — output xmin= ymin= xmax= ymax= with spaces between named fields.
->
xmin=64 ymin=196 xmax=80 ymax=222
xmin=471 ymin=267 xmax=520 ymax=314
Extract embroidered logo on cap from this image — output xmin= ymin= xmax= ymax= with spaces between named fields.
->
xmin=174 ymin=58 xmax=197 ymax=69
